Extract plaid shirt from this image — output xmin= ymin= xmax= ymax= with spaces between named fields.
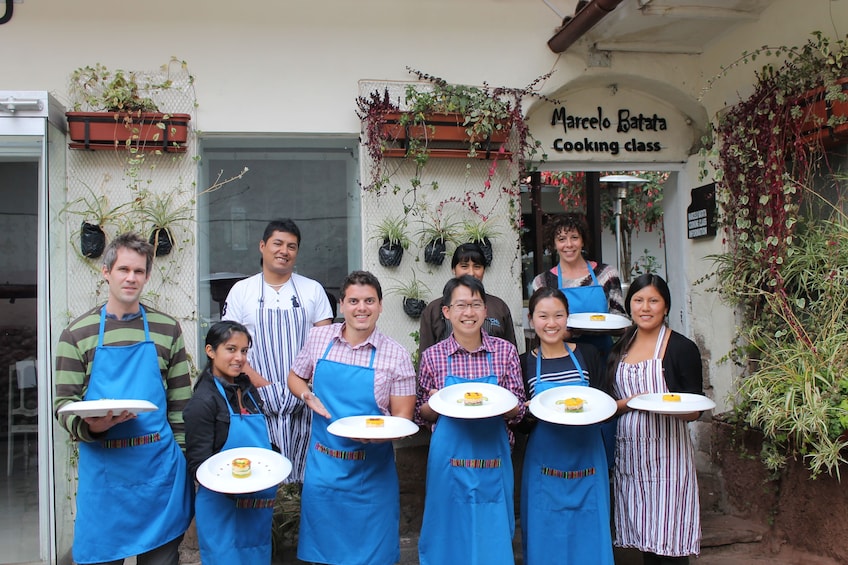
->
xmin=291 ymin=323 xmax=416 ymax=414
xmin=416 ymin=332 xmax=526 ymax=443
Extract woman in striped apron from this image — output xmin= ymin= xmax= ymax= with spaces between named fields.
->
xmin=607 ymin=274 xmax=704 ymax=565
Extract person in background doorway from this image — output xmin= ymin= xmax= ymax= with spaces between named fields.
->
xmin=287 ymin=271 xmax=416 ymax=565
xmin=223 ymin=218 xmax=333 ymax=483
xmin=54 ymin=232 xmax=193 ymax=565
xmin=184 ymin=321 xmax=276 ymax=565
xmin=418 ymin=243 xmax=516 ymax=355
xmin=517 ymin=287 xmax=613 ymax=565
xmin=416 ymin=275 xmax=526 ymax=565
xmin=607 ymin=274 xmax=703 ymax=565
xmin=531 ymin=212 xmax=625 ymax=356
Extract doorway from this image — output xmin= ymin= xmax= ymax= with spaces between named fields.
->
xmin=0 ymin=92 xmax=67 ymax=564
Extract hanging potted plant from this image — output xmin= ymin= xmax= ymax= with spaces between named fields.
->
xmin=134 ymin=188 xmax=195 ymax=257
xmin=389 ymin=272 xmax=431 ymax=319
xmin=372 ymin=215 xmax=411 ymax=267
xmin=461 ymin=218 xmax=501 ymax=267
xmin=416 ymin=215 xmax=461 ymax=266
xmin=58 ymin=186 xmax=132 ymax=259
xmin=66 ymin=60 xmax=191 ymax=152
xmin=356 ymin=68 xmax=551 ymax=193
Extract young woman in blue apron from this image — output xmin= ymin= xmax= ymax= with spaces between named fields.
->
xmin=185 ymin=321 xmax=277 ymax=565
xmin=532 ymin=213 xmax=626 ymax=466
xmin=518 ymin=288 xmax=613 ymax=565
xmin=297 ymin=342 xmax=400 ymax=565
xmin=74 ymin=306 xmax=192 ymax=564
xmin=418 ymin=353 xmax=516 ymax=565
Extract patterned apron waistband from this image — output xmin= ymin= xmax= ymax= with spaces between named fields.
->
xmin=235 ymin=497 xmax=276 ymax=509
xmin=540 ymin=465 xmax=596 ymax=479
xmin=101 ymin=432 xmax=161 ymax=449
xmin=315 ymin=441 xmax=366 ymax=461
xmin=450 ymin=457 xmax=502 ymax=468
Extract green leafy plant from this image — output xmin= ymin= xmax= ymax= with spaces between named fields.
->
xmin=356 ymin=67 xmax=551 ymax=194
xmin=372 ymin=215 xmax=411 ymax=249
xmin=388 ymin=270 xmax=431 ymax=319
xmin=68 ymin=58 xmax=191 ymax=113
xmin=416 ymin=214 xmax=461 ymax=266
xmin=700 ymin=32 xmax=848 ymax=477
xmin=630 ymin=249 xmax=663 ymax=278
xmin=461 ymin=217 xmax=501 ymax=243
xmin=372 ymin=215 xmax=411 ymax=268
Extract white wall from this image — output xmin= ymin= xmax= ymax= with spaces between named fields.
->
xmin=0 ymin=0 xmax=844 ymax=418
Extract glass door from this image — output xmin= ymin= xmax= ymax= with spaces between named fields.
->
xmin=0 ymin=92 xmax=66 ymax=564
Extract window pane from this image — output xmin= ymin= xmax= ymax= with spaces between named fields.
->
xmin=197 ymin=137 xmax=360 ymax=344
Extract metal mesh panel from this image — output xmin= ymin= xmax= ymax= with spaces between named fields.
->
xmin=61 ymin=61 xmax=199 ymax=360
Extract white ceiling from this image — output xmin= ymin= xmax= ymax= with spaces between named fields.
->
xmin=572 ymin=0 xmax=778 ymax=54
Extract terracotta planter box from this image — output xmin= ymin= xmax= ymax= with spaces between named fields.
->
xmin=795 ymin=77 xmax=848 ymax=149
xmin=379 ymin=111 xmax=511 ymax=159
xmin=66 ymin=111 xmax=191 ymax=152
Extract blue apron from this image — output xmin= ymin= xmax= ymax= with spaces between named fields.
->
xmin=298 ymin=343 xmax=399 ymax=565
xmin=558 ymin=262 xmax=618 ymax=465
xmin=195 ymin=379 xmax=276 ymax=565
xmin=419 ymin=353 xmax=515 ymax=565
xmin=520 ymin=348 xmax=613 ymax=565
xmin=74 ymin=306 xmax=192 ymax=564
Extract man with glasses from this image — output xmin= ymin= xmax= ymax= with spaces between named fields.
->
xmin=415 ymin=275 xmax=526 ymax=565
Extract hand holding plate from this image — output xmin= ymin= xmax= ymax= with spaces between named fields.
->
xmin=85 ymin=410 xmax=136 ymax=433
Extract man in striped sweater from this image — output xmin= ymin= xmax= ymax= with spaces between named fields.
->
xmin=54 ymin=233 xmax=193 ymax=565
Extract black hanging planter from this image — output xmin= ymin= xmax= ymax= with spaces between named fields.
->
xmin=402 ymin=297 xmax=427 ymax=319
xmin=80 ymin=221 xmax=106 ymax=258
xmin=475 ymin=237 xmax=493 ymax=266
xmin=149 ymin=227 xmax=173 ymax=257
xmin=423 ymin=239 xmax=447 ymax=266
xmin=378 ymin=240 xmax=404 ymax=267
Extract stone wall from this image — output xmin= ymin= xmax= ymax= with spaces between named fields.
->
xmin=711 ymin=416 xmax=848 ymax=563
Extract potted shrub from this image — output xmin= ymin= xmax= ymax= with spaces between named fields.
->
xmin=66 ymin=60 xmax=191 ymax=152
xmin=416 ymin=215 xmax=460 ymax=266
xmin=372 ymin=215 xmax=411 ymax=267
xmin=461 ymin=218 xmax=501 ymax=267
xmin=356 ymin=67 xmax=550 ymax=193
xmin=389 ymin=271 xmax=431 ymax=319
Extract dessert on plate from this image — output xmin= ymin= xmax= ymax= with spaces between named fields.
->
xmin=365 ymin=417 xmax=385 ymax=428
xmin=556 ymin=397 xmax=585 ymax=412
xmin=231 ymin=457 xmax=251 ymax=478
xmin=462 ymin=391 xmax=484 ymax=406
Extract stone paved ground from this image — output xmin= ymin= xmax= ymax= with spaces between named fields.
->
xmin=261 ymin=512 xmax=841 ymax=565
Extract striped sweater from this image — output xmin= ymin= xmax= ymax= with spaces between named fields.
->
xmin=54 ymin=304 xmax=192 ymax=448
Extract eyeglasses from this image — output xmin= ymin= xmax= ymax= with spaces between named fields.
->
xmin=448 ymin=302 xmax=485 ymax=312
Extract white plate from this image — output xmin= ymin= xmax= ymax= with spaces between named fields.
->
xmin=627 ymin=392 xmax=716 ymax=415
xmin=196 ymin=447 xmax=292 ymax=494
xmin=57 ymin=399 xmax=158 ymax=418
xmin=428 ymin=382 xmax=518 ymax=419
xmin=529 ymin=386 xmax=617 ymax=426
xmin=567 ymin=312 xmax=632 ymax=331
xmin=327 ymin=415 xmax=420 ymax=440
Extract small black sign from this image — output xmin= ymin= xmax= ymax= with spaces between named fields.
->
xmin=687 ymin=183 xmax=717 ymax=239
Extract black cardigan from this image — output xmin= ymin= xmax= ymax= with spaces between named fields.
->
xmin=183 ymin=368 xmax=264 ymax=478
xmin=660 ymin=330 xmax=704 ymax=394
